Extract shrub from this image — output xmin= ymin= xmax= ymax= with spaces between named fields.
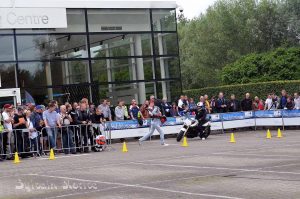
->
xmin=184 ymin=80 xmax=300 ymax=100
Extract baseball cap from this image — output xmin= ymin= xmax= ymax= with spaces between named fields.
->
xmin=36 ymin=105 xmax=43 ymax=110
xmin=3 ymin=104 xmax=13 ymax=109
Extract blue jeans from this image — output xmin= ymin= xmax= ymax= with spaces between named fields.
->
xmin=46 ymin=127 xmax=57 ymax=149
xmin=62 ymin=127 xmax=75 ymax=154
xmin=139 ymin=119 xmax=165 ymax=145
xmin=30 ymin=137 xmax=38 ymax=152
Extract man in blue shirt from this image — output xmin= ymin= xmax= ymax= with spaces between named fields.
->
xmin=43 ymin=102 xmax=61 ymax=150
xmin=279 ymin=90 xmax=288 ymax=109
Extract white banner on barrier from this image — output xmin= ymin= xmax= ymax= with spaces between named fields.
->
xmin=283 ymin=118 xmax=300 ymax=126
xmin=210 ymin=122 xmax=223 ymax=131
xmin=255 ymin=118 xmax=283 ymax=126
xmin=223 ymin=119 xmax=255 ymax=129
xmin=110 ymin=125 xmax=182 ymax=139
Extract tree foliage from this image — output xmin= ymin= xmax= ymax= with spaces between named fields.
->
xmin=221 ymin=47 xmax=300 ymax=84
xmin=179 ymin=0 xmax=300 ymax=89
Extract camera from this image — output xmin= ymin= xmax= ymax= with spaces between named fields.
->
xmin=178 ymin=6 xmax=184 ymax=13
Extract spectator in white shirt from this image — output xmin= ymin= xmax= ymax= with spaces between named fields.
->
xmin=294 ymin=93 xmax=300 ymax=109
xmin=1 ymin=104 xmax=15 ymax=159
xmin=265 ymin=94 xmax=273 ymax=110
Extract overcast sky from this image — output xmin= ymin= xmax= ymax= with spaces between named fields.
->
xmin=176 ymin=0 xmax=218 ymax=19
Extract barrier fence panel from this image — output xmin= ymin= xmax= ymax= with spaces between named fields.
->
xmin=0 ymin=129 xmax=40 ymax=158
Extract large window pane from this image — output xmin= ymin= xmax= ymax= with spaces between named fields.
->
xmin=18 ymin=62 xmax=47 ymax=87
xmin=111 ymin=59 xmax=131 ymax=82
xmin=16 ymin=9 xmax=86 ymax=33
xmin=0 ymin=63 xmax=16 ymax=88
xmin=155 ymin=57 xmax=180 ymax=79
xmin=88 ymin=9 xmax=151 ymax=32
xmin=92 ymin=58 xmax=135 ymax=83
xmin=89 ymin=33 xmax=152 ymax=58
xmin=142 ymin=58 xmax=155 ymax=80
xmin=93 ymin=83 xmax=141 ymax=105
xmin=17 ymin=34 xmax=88 ymax=61
xmin=92 ymin=59 xmax=108 ymax=83
xmin=23 ymin=84 xmax=91 ymax=105
xmin=0 ymin=36 xmax=15 ymax=61
xmin=18 ymin=61 xmax=89 ymax=88
xmin=51 ymin=60 xmax=90 ymax=85
xmin=152 ymin=9 xmax=176 ymax=31
xmin=156 ymin=80 xmax=181 ymax=102
xmin=154 ymin=33 xmax=178 ymax=55
xmin=92 ymin=57 xmax=154 ymax=83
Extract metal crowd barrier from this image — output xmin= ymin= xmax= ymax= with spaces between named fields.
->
xmin=0 ymin=129 xmax=40 ymax=159
xmin=208 ymin=109 xmax=300 ymax=132
xmin=40 ymin=123 xmax=111 ymax=154
xmin=0 ymin=123 xmax=112 ymax=159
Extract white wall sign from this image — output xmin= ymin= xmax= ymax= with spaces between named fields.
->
xmin=0 ymin=8 xmax=67 ymax=29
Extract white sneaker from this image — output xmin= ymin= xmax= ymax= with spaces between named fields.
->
xmin=202 ymin=138 xmax=206 ymax=140
xmin=162 ymin=143 xmax=169 ymax=146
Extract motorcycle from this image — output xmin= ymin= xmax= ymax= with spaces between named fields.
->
xmin=176 ymin=117 xmax=211 ymax=142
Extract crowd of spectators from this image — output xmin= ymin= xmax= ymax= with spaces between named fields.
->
xmin=1 ymin=89 xmax=299 ymax=160
xmin=173 ymin=90 xmax=300 ymax=115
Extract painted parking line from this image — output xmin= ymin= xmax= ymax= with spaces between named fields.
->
xmin=37 ymin=154 xmax=90 ymax=160
xmin=129 ymin=162 xmax=300 ymax=175
xmin=29 ymin=173 xmax=245 ymax=199
xmin=212 ymin=152 xmax=300 ymax=158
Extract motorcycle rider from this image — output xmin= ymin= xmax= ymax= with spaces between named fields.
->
xmin=196 ymin=100 xmax=208 ymax=140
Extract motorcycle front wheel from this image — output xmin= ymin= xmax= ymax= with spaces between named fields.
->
xmin=177 ymin=130 xmax=185 ymax=142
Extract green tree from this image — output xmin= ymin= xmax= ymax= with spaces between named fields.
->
xmin=221 ymin=47 xmax=300 ymax=84
xmin=178 ymin=0 xmax=300 ymax=89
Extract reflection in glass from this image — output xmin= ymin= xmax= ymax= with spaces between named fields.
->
xmin=92 ymin=58 xmax=135 ymax=83
xmin=89 ymin=34 xmax=152 ymax=58
xmin=156 ymin=80 xmax=181 ymax=102
xmin=93 ymin=83 xmax=141 ymax=105
xmin=0 ymin=63 xmax=16 ymax=88
xmin=24 ymin=84 xmax=91 ymax=105
xmin=17 ymin=34 xmax=88 ymax=61
xmin=152 ymin=9 xmax=176 ymax=31
xmin=0 ymin=36 xmax=15 ymax=61
xmin=18 ymin=61 xmax=89 ymax=87
xmin=18 ymin=62 xmax=46 ymax=88
xmin=155 ymin=57 xmax=180 ymax=79
xmin=92 ymin=59 xmax=108 ymax=83
xmin=154 ymin=33 xmax=178 ymax=55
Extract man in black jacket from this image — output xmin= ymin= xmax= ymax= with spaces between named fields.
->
xmin=75 ymin=102 xmax=92 ymax=153
xmin=241 ymin=93 xmax=253 ymax=111
xmin=229 ymin=94 xmax=240 ymax=112
xmin=195 ymin=104 xmax=208 ymax=140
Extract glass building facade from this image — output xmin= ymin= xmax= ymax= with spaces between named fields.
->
xmin=0 ymin=8 xmax=181 ymax=104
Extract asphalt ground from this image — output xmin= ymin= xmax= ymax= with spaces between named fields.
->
xmin=0 ymin=129 xmax=299 ymax=199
